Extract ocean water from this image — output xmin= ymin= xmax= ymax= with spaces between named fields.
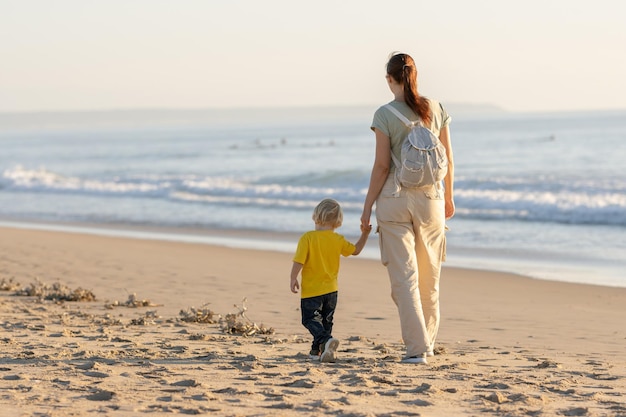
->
xmin=1 ymin=107 xmax=625 ymax=287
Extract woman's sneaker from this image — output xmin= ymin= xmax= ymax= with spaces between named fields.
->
xmin=320 ymin=338 xmax=339 ymax=363
xmin=401 ymin=355 xmax=428 ymax=364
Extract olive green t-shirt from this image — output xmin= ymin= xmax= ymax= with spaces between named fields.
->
xmin=371 ymin=99 xmax=451 ymax=173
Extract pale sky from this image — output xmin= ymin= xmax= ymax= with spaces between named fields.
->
xmin=1 ymin=0 xmax=625 ymax=113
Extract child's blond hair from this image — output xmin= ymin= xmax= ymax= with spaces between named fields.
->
xmin=312 ymin=198 xmax=343 ymax=228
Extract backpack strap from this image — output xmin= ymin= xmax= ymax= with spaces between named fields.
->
xmin=383 ymin=105 xmax=412 ymax=197
xmin=384 ymin=104 xmax=420 ymax=127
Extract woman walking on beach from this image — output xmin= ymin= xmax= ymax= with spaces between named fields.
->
xmin=360 ymin=52 xmax=455 ymax=364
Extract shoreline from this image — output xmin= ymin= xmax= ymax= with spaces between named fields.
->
xmin=1 ymin=224 xmax=625 ymax=416
xmin=1 ymin=218 xmax=624 ymax=289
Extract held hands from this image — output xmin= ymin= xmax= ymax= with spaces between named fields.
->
xmin=360 ymin=208 xmax=372 ymax=231
xmin=351 ymin=221 xmax=372 ymax=257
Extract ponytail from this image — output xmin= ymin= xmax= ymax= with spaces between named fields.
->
xmin=386 ymin=53 xmax=431 ymax=125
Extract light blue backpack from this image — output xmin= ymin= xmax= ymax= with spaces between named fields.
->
xmin=385 ymin=104 xmax=448 ymax=191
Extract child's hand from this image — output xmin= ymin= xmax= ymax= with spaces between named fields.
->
xmin=290 ymin=262 xmax=303 ymax=294
xmin=290 ymin=277 xmax=300 ymax=294
xmin=361 ymin=224 xmax=372 ymax=234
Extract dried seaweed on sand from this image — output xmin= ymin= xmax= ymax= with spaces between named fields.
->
xmin=219 ymin=298 xmax=274 ymax=336
xmin=179 ymin=298 xmax=274 ymax=336
xmin=129 ymin=310 xmax=160 ymax=326
xmin=105 ymin=293 xmax=162 ymax=309
xmin=179 ymin=304 xmax=221 ymax=324
xmin=14 ymin=279 xmax=96 ymax=302
xmin=0 ymin=278 xmax=21 ymax=291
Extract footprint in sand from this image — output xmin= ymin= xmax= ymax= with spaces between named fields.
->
xmin=402 ymin=398 xmax=433 ymax=407
xmin=74 ymin=361 xmax=96 ymax=370
xmin=560 ymin=407 xmax=589 ymax=416
xmin=281 ymin=379 xmax=315 ymax=388
xmin=535 ymin=360 xmax=560 ymax=369
xmin=483 ymin=391 xmax=507 ymax=404
xmin=86 ymin=390 xmax=115 ymax=401
xmin=170 ymin=379 xmax=200 ymax=387
xmin=307 ymin=399 xmax=341 ymax=409
xmin=84 ymin=371 xmax=109 ymax=378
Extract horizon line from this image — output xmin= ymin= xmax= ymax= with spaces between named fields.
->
xmin=1 ymin=103 xmax=625 ymax=117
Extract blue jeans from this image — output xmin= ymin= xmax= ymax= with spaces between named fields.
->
xmin=301 ymin=291 xmax=338 ymax=353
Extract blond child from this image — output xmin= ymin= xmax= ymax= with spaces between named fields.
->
xmin=290 ymin=198 xmax=371 ymax=362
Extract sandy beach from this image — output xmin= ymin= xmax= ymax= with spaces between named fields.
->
xmin=0 ymin=226 xmax=624 ymax=417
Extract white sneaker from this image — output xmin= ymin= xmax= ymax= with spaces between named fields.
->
xmin=308 ymin=349 xmax=320 ymax=361
xmin=320 ymin=338 xmax=339 ymax=363
xmin=401 ymin=355 xmax=428 ymax=364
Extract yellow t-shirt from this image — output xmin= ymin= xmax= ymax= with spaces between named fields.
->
xmin=293 ymin=230 xmax=356 ymax=298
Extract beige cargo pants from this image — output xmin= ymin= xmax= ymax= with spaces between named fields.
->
xmin=376 ymin=176 xmax=446 ymax=357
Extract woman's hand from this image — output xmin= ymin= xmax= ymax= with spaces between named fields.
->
xmin=445 ymin=197 xmax=455 ymax=219
xmin=360 ymin=128 xmax=390 ymax=231
xmin=439 ymin=125 xmax=455 ymax=220
xmin=360 ymin=207 xmax=372 ymax=230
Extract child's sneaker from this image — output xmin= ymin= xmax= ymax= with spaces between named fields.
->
xmin=308 ymin=349 xmax=320 ymax=361
xmin=320 ymin=338 xmax=339 ymax=363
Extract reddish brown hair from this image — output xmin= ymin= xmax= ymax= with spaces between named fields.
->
xmin=386 ymin=53 xmax=431 ymax=125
